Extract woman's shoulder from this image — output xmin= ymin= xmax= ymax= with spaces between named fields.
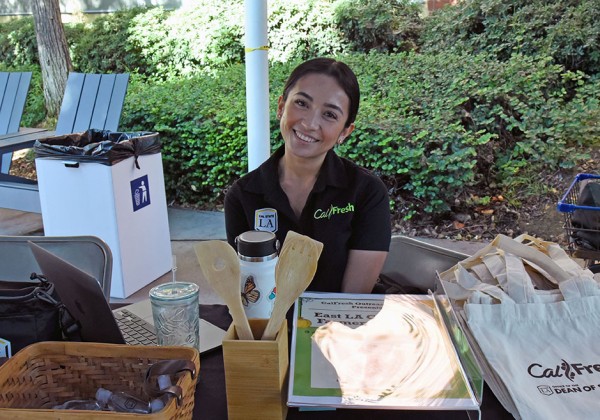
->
xmin=227 ymin=154 xmax=277 ymax=196
xmin=337 ymin=154 xmax=386 ymax=187
xmin=227 ymin=169 xmax=259 ymax=199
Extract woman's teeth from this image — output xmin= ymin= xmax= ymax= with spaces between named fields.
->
xmin=295 ymin=130 xmax=318 ymax=143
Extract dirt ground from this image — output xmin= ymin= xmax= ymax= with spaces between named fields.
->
xmin=390 ymin=164 xmax=596 ymax=246
xmin=391 ymin=194 xmax=566 ymax=245
xmin=391 ymin=150 xmax=599 ymax=246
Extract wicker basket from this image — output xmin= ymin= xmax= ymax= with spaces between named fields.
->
xmin=0 ymin=341 xmax=200 ymax=419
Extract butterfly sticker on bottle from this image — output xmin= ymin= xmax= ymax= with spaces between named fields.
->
xmin=241 ymin=275 xmax=260 ymax=306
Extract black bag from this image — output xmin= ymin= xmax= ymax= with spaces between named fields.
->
xmin=0 ymin=274 xmax=80 ymax=356
xmin=571 ymin=182 xmax=600 ymax=250
xmin=34 ymin=129 xmax=161 ymax=168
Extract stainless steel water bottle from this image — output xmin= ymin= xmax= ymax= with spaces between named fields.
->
xmin=235 ymin=231 xmax=279 ymax=319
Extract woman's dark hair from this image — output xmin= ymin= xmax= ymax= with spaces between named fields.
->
xmin=282 ymin=58 xmax=360 ymax=128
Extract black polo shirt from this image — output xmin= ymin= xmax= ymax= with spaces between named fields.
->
xmin=224 ymin=145 xmax=391 ymax=292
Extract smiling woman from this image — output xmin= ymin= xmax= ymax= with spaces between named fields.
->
xmin=277 ymin=73 xmax=353 ymax=170
xmin=224 ymin=58 xmax=391 ymax=294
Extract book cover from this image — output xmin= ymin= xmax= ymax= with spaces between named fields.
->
xmin=288 ymin=292 xmax=480 ymax=410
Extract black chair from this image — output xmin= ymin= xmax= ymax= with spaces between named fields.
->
xmin=0 ymin=234 xmax=113 ymax=299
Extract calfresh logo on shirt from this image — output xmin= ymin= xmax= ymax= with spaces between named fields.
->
xmin=313 ymin=202 xmax=355 ymax=220
xmin=255 ymin=208 xmax=278 ymax=232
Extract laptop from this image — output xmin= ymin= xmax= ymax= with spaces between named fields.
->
xmin=29 ymin=241 xmax=226 ymax=353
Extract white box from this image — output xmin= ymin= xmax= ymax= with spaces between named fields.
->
xmin=35 ymin=153 xmax=172 ymax=298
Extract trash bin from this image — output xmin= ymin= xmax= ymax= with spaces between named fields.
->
xmin=34 ymin=130 xmax=172 ymax=298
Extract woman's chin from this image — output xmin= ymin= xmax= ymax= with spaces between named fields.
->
xmin=287 ymin=141 xmax=322 ymax=158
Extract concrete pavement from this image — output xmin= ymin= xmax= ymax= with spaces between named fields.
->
xmin=0 ymin=207 xmax=486 ymax=305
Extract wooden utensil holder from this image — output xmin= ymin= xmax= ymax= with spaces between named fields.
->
xmin=222 ymin=319 xmax=288 ymax=420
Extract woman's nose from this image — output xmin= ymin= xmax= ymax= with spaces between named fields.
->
xmin=302 ymin=110 xmax=319 ymax=130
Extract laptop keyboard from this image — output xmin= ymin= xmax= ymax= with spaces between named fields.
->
xmin=114 ymin=308 xmax=157 ymax=346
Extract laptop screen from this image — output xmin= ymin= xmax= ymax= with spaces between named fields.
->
xmin=28 ymin=241 xmax=125 ymax=344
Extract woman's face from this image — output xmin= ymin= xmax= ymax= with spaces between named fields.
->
xmin=277 ymin=73 xmax=354 ymax=162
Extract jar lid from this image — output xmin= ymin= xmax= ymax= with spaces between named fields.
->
xmin=149 ymin=282 xmax=199 ymax=301
xmin=236 ymin=230 xmax=279 ymax=258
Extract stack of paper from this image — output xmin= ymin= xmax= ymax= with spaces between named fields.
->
xmin=288 ymin=292 xmax=482 ymax=411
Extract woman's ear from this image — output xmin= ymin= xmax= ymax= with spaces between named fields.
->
xmin=277 ymin=96 xmax=284 ymax=119
xmin=338 ymin=123 xmax=355 ymax=144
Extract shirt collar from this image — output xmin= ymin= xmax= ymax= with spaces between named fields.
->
xmin=313 ymin=147 xmax=347 ymax=192
xmin=243 ymin=145 xmax=348 ymax=194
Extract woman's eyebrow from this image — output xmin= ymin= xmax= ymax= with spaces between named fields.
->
xmin=295 ymin=91 xmax=345 ymax=115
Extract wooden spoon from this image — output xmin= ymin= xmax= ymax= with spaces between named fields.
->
xmin=194 ymin=240 xmax=254 ymax=340
xmin=261 ymin=231 xmax=323 ymax=340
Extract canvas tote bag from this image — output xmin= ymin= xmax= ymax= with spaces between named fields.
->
xmin=440 ymin=234 xmax=600 ymax=420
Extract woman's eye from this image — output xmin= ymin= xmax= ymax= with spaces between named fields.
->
xmin=324 ymin=111 xmax=338 ymax=120
xmin=295 ymin=99 xmax=307 ymax=107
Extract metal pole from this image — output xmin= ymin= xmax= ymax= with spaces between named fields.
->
xmin=244 ymin=0 xmax=270 ymax=171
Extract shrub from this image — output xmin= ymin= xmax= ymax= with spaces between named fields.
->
xmin=125 ymin=0 xmax=350 ymax=79
xmin=338 ymin=53 xmax=597 ymax=215
xmin=120 ymin=70 xmax=247 ymax=205
xmin=0 ymin=63 xmax=46 ymax=127
xmin=420 ymin=0 xmax=600 ymax=76
xmin=67 ymin=8 xmax=147 ymax=74
xmin=0 ymin=17 xmax=37 ymax=67
xmin=119 ymin=62 xmax=298 ymax=205
xmin=19 ymin=66 xmax=46 ymax=127
xmin=333 ymin=0 xmax=423 ymax=53
xmin=0 ymin=1 xmax=417 ymax=79
xmin=117 ymin=53 xmax=598 ymax=217
xmin=5 ymin=1 xmax=598 ymax=221
xmin=268 ymin=0 xmax=349 ymax=63
xmin=126 ymin=3 xmax=245 ymax=80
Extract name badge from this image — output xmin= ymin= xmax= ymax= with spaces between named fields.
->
xmin=254 ymin=208 xmax=278 ymax=232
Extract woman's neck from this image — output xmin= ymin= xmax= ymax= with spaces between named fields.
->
xmin=279 ymin=152 xmax=322 ymax=183
xmin=278 ymin=152 xmax=325 ymax=218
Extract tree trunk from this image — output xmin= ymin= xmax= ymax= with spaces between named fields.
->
xmin=31 ymin=0 xmax=72 ymax=118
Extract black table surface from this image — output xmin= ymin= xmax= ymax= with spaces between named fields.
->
xmin=196 ymin=304 xmax=514 ymax=420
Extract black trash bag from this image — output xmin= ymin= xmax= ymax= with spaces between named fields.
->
xmin=571 ymin=182 xmax=600 ymax=250
xmin=34 ymin=129 xmax=161 ymax=168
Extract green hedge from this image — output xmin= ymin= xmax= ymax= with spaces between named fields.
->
xmin=339 ymin=53 xmax=598 ymax=216
xmin=118 ymin=52 xmax=599 ymax=217
xmin=2 ymin=0 xmax=598 ymax=220
xmin=0 ymin=0 xmax=421 ymax=81
xmin=420 ymin=0 xmax=600 ymax=76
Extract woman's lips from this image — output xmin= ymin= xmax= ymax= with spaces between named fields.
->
xmin=294 ymin=129 xmax=318 ymax=143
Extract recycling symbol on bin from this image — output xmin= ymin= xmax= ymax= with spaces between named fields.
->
xmin=131 ymin=175 xmax=151 ymax=212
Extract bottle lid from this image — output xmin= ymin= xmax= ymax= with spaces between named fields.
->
xmin=150 ymin=398 xmax=165 ymax=412
xmin=96 ymin=388 xmax=112 ymax=405
xmin=158 ymin=374 xmax=172 ymax=390
xmin=235 ymin=231 xmax=279 ymax=258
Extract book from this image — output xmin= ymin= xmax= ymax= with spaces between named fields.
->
xmin=288 ymin=292 xmax=481 ymax=411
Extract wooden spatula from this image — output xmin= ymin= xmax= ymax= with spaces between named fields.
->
xmin=261 ymin=231 xmax=323 ymax=340
xmin=194 ymin=240 xmax=254 ymax=340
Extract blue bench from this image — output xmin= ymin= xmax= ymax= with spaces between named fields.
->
xmin=0 ymin=72 xmax=32 ymax=174
xmin=55 ymin=73 xmax=129 ymax=135
xmin=0 ymin=73 xmax=129 ymax=213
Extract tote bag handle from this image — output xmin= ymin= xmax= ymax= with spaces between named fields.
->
xmin=441 ymin=234 xmax=597 ymax=304
xmin=495 ymin=234 xmax=599 ymax=301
